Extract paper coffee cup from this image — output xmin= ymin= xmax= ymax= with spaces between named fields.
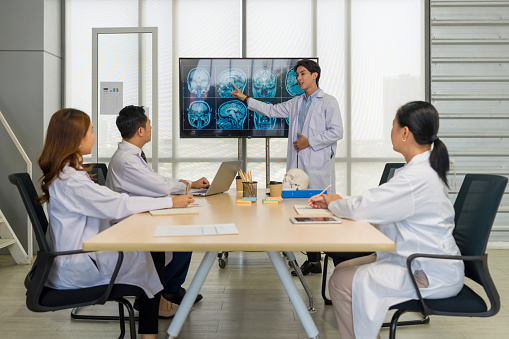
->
xmin=269 ymin=181 xmax=283 ymax=197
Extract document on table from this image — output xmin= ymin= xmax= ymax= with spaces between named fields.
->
xmin=154 ymin=223 xmax=239 ymax=237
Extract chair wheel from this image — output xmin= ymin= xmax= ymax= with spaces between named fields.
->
xmin=218 ymin=259 xmax=226 ymax=268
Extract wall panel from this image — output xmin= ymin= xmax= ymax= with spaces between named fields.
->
xmin=432 ymin=0 xmax=509 ymax=241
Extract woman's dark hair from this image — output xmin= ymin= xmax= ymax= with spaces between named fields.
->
xmin=116 ymin=105 xmax=148 ymax=139
xmin=396 ymin=101 xmax=449 ymax=186
xmin=294 ymin=59 xmax=321 ymax=87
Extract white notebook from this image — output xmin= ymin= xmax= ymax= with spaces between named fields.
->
xmin=294 ymin=204 xmax=334 ymax=216
xmin=149 ymin=208 xmax=199 ymax=216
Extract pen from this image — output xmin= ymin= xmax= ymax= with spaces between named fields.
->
xmin=308 ymin=184 xmax=331 ymax=206
xmin=318 ymin=185 xmax=331 ymax=196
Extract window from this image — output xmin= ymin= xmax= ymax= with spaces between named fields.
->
xmin=66 ymin=0 xmax=426 ymax=194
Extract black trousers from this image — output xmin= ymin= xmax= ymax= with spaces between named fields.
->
xmin=306 ymin=252 xmax=321 ymax=262
xmin=137 ymin=252 xmax=164 ymax=334
xmin=163 ymin=251 xmax=192 ymax=293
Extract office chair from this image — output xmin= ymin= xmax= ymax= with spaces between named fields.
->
xmin=387 ymin=174 xmax=507 ymax=338
xmin=84 ymin=163 xmax=108 ymax=186
xmin=8 ymin=172 xmax=144 ymax=339
xmin=321 ymin=163 xmax=405 ymax=305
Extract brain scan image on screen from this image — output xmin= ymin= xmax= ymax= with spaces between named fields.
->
xmin=285 ymin=68 xmax=305 ymax=97
xmin=252 ymin=69 xmax=277 ymax=98
xmin=187 ymin=101 xmax=212 ymax=129
xmin=187 ymin=67 xmax=211 ymax=98
xmin=254 ymin=102 xmax=276 ymax=130
xmin=217 ymin=68 xmax=247 ymax=98
xmin=217 ymin=101 xmax=247 ymax=129
xmin=285 ymin=118 xmax=290 ymax=125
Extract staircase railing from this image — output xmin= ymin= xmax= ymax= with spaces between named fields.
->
xmin=0 ymin=109 xmax=32 ymax=261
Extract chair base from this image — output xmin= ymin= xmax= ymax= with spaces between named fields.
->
xmin=71 ymin=306 xmax=140 ymax=322
xmin=387 ymin=310 xmax=430 ymax=339
xmin=383 ymin=312 xmax=430 ymax=329
xmin=71 ymin=298 xmax=138 ymax=339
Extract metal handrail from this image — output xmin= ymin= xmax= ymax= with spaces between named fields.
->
xmin=0 ymin=109 xmax=33 ymax=261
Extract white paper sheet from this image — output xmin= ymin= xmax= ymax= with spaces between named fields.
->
xmin=154 ymin=223 xmax=239 ymax=237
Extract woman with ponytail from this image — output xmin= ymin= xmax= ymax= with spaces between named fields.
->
xmin=308 ymin=101 xmax=464 ymax=339
xmin=38 ymin=109 xmax=193 ymax=338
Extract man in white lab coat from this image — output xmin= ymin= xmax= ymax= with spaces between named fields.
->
xmin=106 ymin=105 xmax=210 ymax=314
xmin=231 ymin=59 xmax=343 ymax=275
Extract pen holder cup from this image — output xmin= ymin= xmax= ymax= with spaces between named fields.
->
xmin=243 ymin=182 xmax=257 ymax=198
xmin=269 ymin=181 xmax=283 ymax=197
xmin=236 ymin=176 xmax=243 ymax=191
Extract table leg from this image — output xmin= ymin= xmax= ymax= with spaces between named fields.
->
xmin=267 ymin=251 xmax=321 ymax=339
xmin=167 ymin=251 xmax=216 ymax=338
xmin=284 ymin=251 xmax=315 ymax=312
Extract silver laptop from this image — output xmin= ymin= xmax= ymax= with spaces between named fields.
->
xmin=181 ymin=161 xmax=242 ymax=197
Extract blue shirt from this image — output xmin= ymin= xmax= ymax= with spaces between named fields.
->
xmin=297 ymin=89 xmax=320 ymax=136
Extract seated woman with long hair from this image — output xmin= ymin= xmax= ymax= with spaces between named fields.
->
xmin=309 ymin=101 xmax=464 ymax=339
xmin=37 ymin=108 xmax=194 ymax=339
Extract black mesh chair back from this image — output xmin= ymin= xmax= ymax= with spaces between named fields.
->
xmin=8 ymin=173 xmax=50 ymax=252
xmin=379 ymin=163 xmax=405 ymax=185
xmin=453 ymin=174 xmax=506 ymax=283
xmin=84 ymin=163 xmax=108 ymax=186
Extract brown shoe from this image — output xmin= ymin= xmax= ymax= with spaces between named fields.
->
xmin=159 ymin=296 xmax=179 ymax=319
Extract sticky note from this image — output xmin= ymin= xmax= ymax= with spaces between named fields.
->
xmin=242 ymin=197 xmax=257 ymax=201
xmin=237 ymin=199 xmax=252 ymax=204
xmin=262 ymin=199 xmax=279 ymax=204
xmin=267 ymin=197 xmax=283 ymax=201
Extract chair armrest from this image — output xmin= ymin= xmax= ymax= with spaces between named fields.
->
xmin=405 ymin=253 xmax=498 ymax=316
xmin=27 ymin=250 xmax=124 ymax=309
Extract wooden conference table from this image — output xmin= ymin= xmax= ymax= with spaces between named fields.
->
xmin=83 ymin=189 xmax=395 ymax=339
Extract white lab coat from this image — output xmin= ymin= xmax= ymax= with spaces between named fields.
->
xmin=106 ymin=140 xmax=193 ymax=264
xmin=106 ymin=140 xmax=188 ymax=198
xmin=46 ymin=165 xmax=172 ymax=298
xmin=248 ymin=89 xmax=343 ymax=193
xmin=328 ymin=151 xmax=464 ymax=339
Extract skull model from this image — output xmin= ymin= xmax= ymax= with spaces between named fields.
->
xmin=217 ymin=101 xmax=247 ymax=130
xmin=217 ymin=68 xmax=247 ymax=98
xmin=282 ymin=168 xmax=309 ymax=190
xmin=252 ymin=69 xmax=277 ymax=98
xmin=187 ymin=67 xmax=211 ymax=98
xmin=187 ymin=101 xmax=212 ymax=129
xmin=285 ymin=68 xmax=305 ymax=97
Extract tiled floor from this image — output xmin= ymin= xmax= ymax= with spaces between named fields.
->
xmin=0 ymin=250 xmax=508 ymax=338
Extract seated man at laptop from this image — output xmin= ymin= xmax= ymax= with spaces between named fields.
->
xmin=106 ymin=105 xmax=208 ymax=315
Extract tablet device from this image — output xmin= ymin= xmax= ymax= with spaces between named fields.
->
xmin=290 ymin=216 xmax=342 ymax=224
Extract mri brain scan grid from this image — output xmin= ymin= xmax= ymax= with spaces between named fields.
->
xmin=181 ymin=58 xmax=314 ymax=133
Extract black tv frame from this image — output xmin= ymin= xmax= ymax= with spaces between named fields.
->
xmin=179 ymin=57 xmax=317 ymax=138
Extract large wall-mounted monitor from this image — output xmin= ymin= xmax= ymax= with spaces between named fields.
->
xmin=179 ymin=58 xmax=317 ymax=138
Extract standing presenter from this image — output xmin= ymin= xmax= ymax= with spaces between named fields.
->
xmin=231 ymin=59 xmax=343 ymax=275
